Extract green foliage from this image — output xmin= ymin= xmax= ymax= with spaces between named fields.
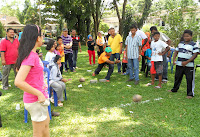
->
xmin=158 ymin=0 xmax=200 ymax=46
xmin=24 ymin=6 xmax=39 ymax=25
xmin=99 ymin=22 xmax=109 ymax=33
xmin=0 ymin=1 xmax=20 ymax=16
xmin=0 ymin=22 xmax=6 ymax=38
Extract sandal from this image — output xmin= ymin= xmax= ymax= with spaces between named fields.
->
xmin=58 ymin=103 xmax=63 ymax=107
xmin=146 ymin=83 xmax=153 ymax=86
xmin=154 ymin=86 xmax=162 ymax=89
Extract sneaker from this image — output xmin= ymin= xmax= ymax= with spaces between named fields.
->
xmin=51 ymin=111 xmax=60 ymax=117
xmin=162 ymin=79 xmax=168 ymax=82
xmin=2 ymin=87 xmax=8 ymax=90
xmin=135 ymin=81 xmax=139 ymax=85
xmin=126 ymin=79 xmax=134 ymax=82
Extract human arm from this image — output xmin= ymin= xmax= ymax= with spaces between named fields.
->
xmin=119 ymin=42 xmax=123 ymax=54
xmin=14 ymin=65 xmax=46 ymax=103
xmin=173 ymin=50 xmax=178 ymax=65
xmin=1 ymin=52 xmax=6 ymax=65
xmin=182 ymin=53 xmax=198 ymax=67
xmin=158 ymin=46 xmax=170 ymax=56
xmin=106 ymin=58 xmax=120 ymax=64
xmin=79 ymin=41 xmax=82 ymax=52
xmin=138 ymin=46 xmax=142 ymax=61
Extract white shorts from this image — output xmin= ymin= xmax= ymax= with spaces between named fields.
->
xmin=24 ymin=99 xmax=50 ymax=122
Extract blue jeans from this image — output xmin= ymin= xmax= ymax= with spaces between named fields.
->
xmin=110 ymin=53 xmax=121 ymax=72
xmin=72 ymin=50 xmax=78 ymax=68
xmin=128 ymin=58 xmax=139 ymax=81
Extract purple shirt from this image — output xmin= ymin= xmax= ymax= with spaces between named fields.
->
xmin=61 ymin=35 xmax=73 ymax=54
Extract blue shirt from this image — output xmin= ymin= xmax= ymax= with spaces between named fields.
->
xmin=145 ymin=49 xmax=152 ymax=63
xmin=125 ymin=34 xmax=142 ymax=59
xmin=176 ymin=41 xmax=199 ymax=67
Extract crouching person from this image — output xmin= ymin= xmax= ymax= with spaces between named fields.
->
xmin=92 ymin=47 xmax=120 ymax=82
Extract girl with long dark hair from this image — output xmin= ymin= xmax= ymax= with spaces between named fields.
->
xmin=15 ymin=25 xmax=50 ymax=137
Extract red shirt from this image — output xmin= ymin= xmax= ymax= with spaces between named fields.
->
xmin=0 ymin=37 xmax=19 ymax=65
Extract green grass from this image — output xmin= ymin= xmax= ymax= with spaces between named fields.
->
xmin=0 ymin=46 xmax=200 ymax=137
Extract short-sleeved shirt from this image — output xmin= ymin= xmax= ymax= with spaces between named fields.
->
xmin=108 ymin=34 xmax=123 ymax=54
xmin=98 ymin=52 xmax=110 ymax=64
xmin=151 ymin=40 xmax=168 ymax=62
xmin=61 ymin=35 xmax=72 ymax=54
xmin=21 ymin=51 xmax=48 ymax=103
xmin=176 ymin=41 xmax=199 ymax=67
xmin=72 ymin=35 xmax=80 ymax=50
xmin=145 ymin=49 xmax=152 ymax=63
xmin=129 ymin=30 xmax=147 ymax=39
xmin=125 ymin=34 xmax=142 ymax=59
xmin=58 ymin=44 xmax=65 ymax=62
xmin=0 ymin=37 xmax=19 ymax=65
xmin=45 ymin=52 xmax=56 ymax=63
xmin=87 ymin=40 xmax=95 ymax=51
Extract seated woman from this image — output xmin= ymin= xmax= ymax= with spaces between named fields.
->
xmin=49 ymin=55 xmax=70 ymax=107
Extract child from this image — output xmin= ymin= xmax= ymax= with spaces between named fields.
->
xmin=125 ymin=24 xmax=142 ymax=85
xmin=54 ymin=44 xmax=61 ymax=55
xmin=145 ymin=48 xmax=152 ymax=77
xmin=15 ymin=25 xmax=50 ymax=137
xmin=57 ymin=36 xmax=65 ymax=74
xmin=147 ymin=32 xmax=170 ymax=88
xmin=36 ymin=47 xmax=43 ymax=61
xmin=45 ymin=39 xmax=56 ymax=64
xmin=96 ymin=32 xmax=105 ymax=57
xmin=87 ymin=35 xmax=96 ymax=65
xmin=169 ymin=30 xmax=199 ymax=99
xmin=49 ymin=55 xmax=70 ymax=106
xmin=122 ymin=49 xmax=128 ymax=75
xmin=92 ymin=47 xmax=120 ymax=82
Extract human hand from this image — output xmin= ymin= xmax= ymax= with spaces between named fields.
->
xmin=182 ymin=61 xmax=188 ymax=67
xmin=119 ymin=50 xmax=122 ymax=54
xmin=38 ymin=94 xmax=46 ymax=103
xmin=138 ymin=56 xmax=141 ymax=62
xmin=158 ymin=52 xmax=163 ymax=56
xmin=115 ymin=59 xmax=120 ymax=64
xmin=2 ymin=60 xmax=6 ymax=65
xmin=80 ymin=49 xmax=82 ymax=52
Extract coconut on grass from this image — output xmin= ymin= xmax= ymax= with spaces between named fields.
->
xmin=132 ymin=94 xmax=142 ymax=102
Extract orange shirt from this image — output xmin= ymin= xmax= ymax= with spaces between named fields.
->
xmin=98 ymin=52 xmax=110 ymax=64
xmin=58 ymin=44 xmax=65 ymax=62
xmin=141 ymin=37 xmax=150 ymax=56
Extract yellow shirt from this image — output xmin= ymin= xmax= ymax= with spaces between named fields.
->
xmin=108 ymin=34 xmax=122 ymax=54
xmin=58 ymin=44 xmax=65 ymax=62
xmin=98 ymin=52 xmax=110 ymax=64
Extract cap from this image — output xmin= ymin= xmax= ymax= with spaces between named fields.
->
xmin=63 ymin=28 xmax=68 ymax=32
xmin=105 ymin=47 xmax=112 ymax=53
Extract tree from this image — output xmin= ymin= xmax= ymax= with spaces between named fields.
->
xmin=0 ymin=22 xmax=6 ymax=38
xmin=99 ymin=22 xmax=109 ymax=33
xmin=24 ymin=6 xmax=39 ymax=25
xmin=16 ymin=0 xmax=31 ymax=24
xmin=112 ymin=0 xmax=128 ymax=35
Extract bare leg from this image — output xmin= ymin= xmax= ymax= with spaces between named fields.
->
xmin=151 ymin=74 xmax=155 ymax=85
xmin=32 ymin=113 xmax=50 ymax=137
xmin=158 ymin=74 xmax=162 ymax=87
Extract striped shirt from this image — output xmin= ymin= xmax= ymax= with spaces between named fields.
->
xmin=61 ymin=35 xmax=72 ymax=54
xmin=125 ymin=34 xmax=142 ymax=59
xmin=176 ymin=41 xmax=199 ymax=67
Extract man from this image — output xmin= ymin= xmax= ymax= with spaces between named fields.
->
xmin=126 ymin=25 xmax=142 ymax=85
xmin=129 ymin=25 xmax=148 ymax=72
xmin=61 ymin=28 xmax=75 ymax=72
xmin=92 ymin=47 xmax=120 ymax=82
xmin=71 ymin=29 xmax=81 ymax=69
xmin=108 ymin=28 xmax=123 ymax=73
xmin=0 ymin=28 xmax=19 ymax=90
xmin=150 ymin=26 xmax=171 ymax=82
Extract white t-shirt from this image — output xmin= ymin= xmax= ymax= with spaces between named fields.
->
xmin=129 ymin=30 xmax=147 ymax=39
xmin=45 ymin=52 xmax=56 ymax=63
xmin=151 ymin=40 xmax=168 ymax=61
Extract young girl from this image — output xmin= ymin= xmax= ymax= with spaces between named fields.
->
xmin=87 ymin=35 xmax=96 ymax=65
xmin=49 ymin=55 xmax=70 ymax=107
xmin=57 ymin=36 xmax=65 ymax=74
xmin=96 ymin=32 xmax=105 ymax=57
xmin=54 ymin=44 xmax=61 ymax=55
xmin=15 ymin=25 xmax=50 ymax=137
xmin=45 ymin=40 xmax=56 ymax=63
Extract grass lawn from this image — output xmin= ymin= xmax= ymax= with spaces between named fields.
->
xmin=0 ymin=45 xmax=200 ymax=137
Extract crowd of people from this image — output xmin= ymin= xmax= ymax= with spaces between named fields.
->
xmin=0 ymin=23 xmax=198 ymax=136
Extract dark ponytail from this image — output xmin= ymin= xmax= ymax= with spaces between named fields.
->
xmin=15 ymin=25 xmax=41 ymax=70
